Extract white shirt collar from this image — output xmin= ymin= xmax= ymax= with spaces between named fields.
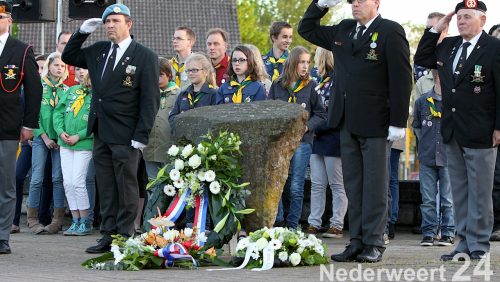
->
xmin=462 ymin=32 xmax=482 ymax=47
xmin=112 ymin=36 xmax=132 ymax=51
xmin=0 ymin=32 xmax=9 ymax=45
xmin=356 ymin=14 xmax=379 ymax=31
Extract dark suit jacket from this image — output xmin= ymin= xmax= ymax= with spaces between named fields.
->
xmin=61 ymin=31 xmax=159 ymax=145
xmin=414 ymin=30 xmax=500 ymax=148
xmin=0 ymin=36 xmax=41 ymax=140
xmin=298 ymin=0 xmax=412 ymax=137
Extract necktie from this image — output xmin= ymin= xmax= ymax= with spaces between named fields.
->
xmin=354 ymin=25 xmax=366 ymax=41
xmin=454 ymin=42 xmax=471 ymax=79
xmin=102 ymin=43 xmax=119 ymax=80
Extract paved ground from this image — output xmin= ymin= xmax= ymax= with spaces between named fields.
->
xmin=1 ymin=224 xmax=499 ymax=282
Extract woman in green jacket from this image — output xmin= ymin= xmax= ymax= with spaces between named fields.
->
xmin=53 ymin=68 xmax=93 ymax=236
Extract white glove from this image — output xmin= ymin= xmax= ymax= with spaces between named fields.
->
xmin=131 ymin=140 xmax=146 ymax=151
xmin=387 ymin=126 xmax=405 ymax=142
xmin=317 ymin=0 xmax=342 ymax=8
xmin=80 ymin=18 xmax=103 ymax=34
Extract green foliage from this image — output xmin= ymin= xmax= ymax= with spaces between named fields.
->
xmin=237 ymin=0 xmax=343 ymax=53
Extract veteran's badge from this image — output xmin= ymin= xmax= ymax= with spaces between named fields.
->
xmin=123 ymin=76 xmax=133 ymax=87
xmin=471 ymin=65 xmax=484 ymax=83
xmin=125 ymin=65 xmax=136 ymax=75
xmin=366 ymin=49 xmax=378 ymax=61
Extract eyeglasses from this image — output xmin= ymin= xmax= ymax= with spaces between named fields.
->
xmin=231 ymin=58 xmax=248 ymax=64
xmin=185 ymin=68 xmax=203 ymax=74
xmin=172 ymin=37 xmax=187 ymax=41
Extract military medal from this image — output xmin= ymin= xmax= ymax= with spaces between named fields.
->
xmin=123 ymin=76 xmax=133 ymax=87
xmin=474 ymin=86 xmax=481 ymax=94
xmin=125 ymin=65 xmax=136 ymax=75
xmin=369 ymin=32 xmax=378 ymax=49
xmin=5 ymin=69 xmax=15 ymax=80
xmin=471 ymin=65 xmax=484 ymax=83
xmin=366 ymin=49 xmax=378 ymax=61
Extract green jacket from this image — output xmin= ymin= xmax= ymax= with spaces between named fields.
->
xmin=34 ymin=78 xmax=69 ymax=139
xmin=53 ymin=85 xmax=93 ymax=151
xmin=143 ymin=82 xmax=180 ymax=163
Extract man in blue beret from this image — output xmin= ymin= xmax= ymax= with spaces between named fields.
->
xmin=62 ymin=3 xmax=160 ymax=253
xmin=415 ymin=0 xmax=500 ymax=261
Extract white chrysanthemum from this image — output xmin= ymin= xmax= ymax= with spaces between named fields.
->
xmin=197 ymin=143 xmax=206 ymax=154
xmin=204 ymin=170 xmax=216 ymax=182
xmin=174 ymin=159 xmax=185 ymax=170
xmin=183 ymin=227 xmax=193 ymax=238
xmin=297 ymin=246 xmax=305 ymax=254
xmin=163 ymin=229 xmax=180 ymax=241
xmin=255 ymin=237 xmax=268 ymax=251
xmin=236 ymin=237 xmax=250 ymax=251
xmin=209 ymin=155 xmax=217 ymax=161
xmin=209 ymin=181 xmax=221 ymax=194
xmin=173 ymin=178 xmax=185 ymax=189
xmin=167 ymin=145 xmax=179 ymax=156
xmin=188 ymin=154 xmax=202 ymax=169
xmin=278 ymin=251 xmax=288 ymax=262
xmin=163 ymin=184 xmax=176 ymax=197
xmin=314 ymin=245 xmax=325 ymax=256
xmin=181 ymin=144 xmax=194 ymax=158
xmin=197 ymin=170 xmax=206 ymax=181
xmin=169 ymin=169 xmax=180 ymax=181
xmin=269 ymin=239 xmax=282 ymax=250
xmin=197 ymin=232 xmax=208 ymax=243
xmin=289 ymin=252 xmax=301 ymax=266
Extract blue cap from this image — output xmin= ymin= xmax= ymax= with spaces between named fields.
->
xmin=102 ymin=4 xmax=131 ymax=23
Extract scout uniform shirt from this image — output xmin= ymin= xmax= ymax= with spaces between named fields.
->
xmin=143 ymin=81 xmax=180 ymax=163
xmin=52 ymin=84 xmax=93 ymax=151
xmin=170 ymin=56 xmax=190 ymax=91
xmin=263 ymin=49 xmax=289 ymax=81
xmin=34 ymin=77 xmax=69 ymax=140
xmin=216 ymin=76 xmax=266 ymax=104
xmin=168 ymin=82 xmax=217 ymax=129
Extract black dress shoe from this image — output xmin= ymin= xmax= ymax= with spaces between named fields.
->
xmin=356 ymin=246 xmax=384 ymax=263
xmin=470 ymin=251 xmax=487 ymax=260
xmin=0 ymin=240 xmax=11 ymax=254
xmin=86 ymin=236 xmax=112 ymax=254
xmin=331 ymin=245 xmax=363 ymax=262
xmin=440 ymin=250 xmax=468 ymax=261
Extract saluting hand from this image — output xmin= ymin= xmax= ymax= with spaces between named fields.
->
xmin=80 ymin=18 xmax=103 ymax=34
xmin=434 ymin=11 xmax=455 ymax=33
xmin=492 ymin=130 xmax=500 ymax=147
xmin=317 ymin=0 xmax=342 ymax=8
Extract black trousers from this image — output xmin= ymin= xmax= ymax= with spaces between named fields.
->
xmin=493 ymin=147 xmax=500 ymax=230
xmin=340 ymin=123 xmax=390 ymax=248
xmin=93 ymin=135 xmax=140 ymax=236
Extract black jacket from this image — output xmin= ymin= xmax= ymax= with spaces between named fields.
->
xmin=62 ymin=31 xmax=160 ymax=145
xmin=298 ymin=0 xmax=412 ymax=137
xmin=0 ymin=36 xmax=41 ymax=139
xmin=414 ymin=30 xmax=500 ymax=148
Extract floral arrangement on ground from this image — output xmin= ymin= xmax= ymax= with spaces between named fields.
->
xmin=147 ymin=130 xmax=254 ymax=249
xmin=234 ymin=227 xmax=329 ymax=269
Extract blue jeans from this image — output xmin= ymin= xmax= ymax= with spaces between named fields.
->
xmin=419 ymin=164 xmax=455 ymax=237
xmin=86 ymin=158 xmax=96 ymax=222
xmin=28 ymin=137 xmax=65 ymax=209
xmin=276 ymin=143 xmax=312 ymax=229
xmin=387 ymin=148 xmax=402 ymax=224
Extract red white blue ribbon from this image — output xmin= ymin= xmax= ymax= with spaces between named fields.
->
xmin=163 ymin=189 xmax=191 ymax=222
xmin=154 ymin=242 xmax=197 ymax=267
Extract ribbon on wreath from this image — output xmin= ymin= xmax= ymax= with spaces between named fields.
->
xmin=154 ymin=242 xmax=198 ymax=268
xmin=206 ymin=243 xmax=275 ymax=272
xmin=163 ymin=189 xmax=209 ymax=247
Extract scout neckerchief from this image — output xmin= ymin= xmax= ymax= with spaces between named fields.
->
xmin=160 ymin=81 xmax=179 ymax=109
xmin=318 ymin=75 xmax=331 ymax=90
xmin=42 ymin=76 xmax=65 ymax=108
xmin=171 ymin=56 xmax=185 ymax=87
xmin=426 ymin=97 xmax=441 ymax=118
xmin=70 ymin=86 xmax=89 ymax=117
xmin=269 ymin=52 xmax=288 ymax=81
xmin=187 ymin=84 xmax=214 ymax=108
xmin=229 ymin=76 xmax=252 ymax=103
xmin=287 ymin=79 xmax=308 ymax=103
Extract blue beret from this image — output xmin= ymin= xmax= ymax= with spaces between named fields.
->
xmin=102 ymin=4 xmax=131 ymax=23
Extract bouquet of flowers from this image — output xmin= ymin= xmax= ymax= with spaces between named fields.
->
xmin=82 ymin=214 xmax=219 ymax=270
xmin=148 ymin=131 xmax=254 ymax=248
xmin=234 ymin=227 xmax=329 ymax=269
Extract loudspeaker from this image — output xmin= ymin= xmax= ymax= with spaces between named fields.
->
xmin=68 ymin=0 xmax=117 ymax=20
xmin=11 ymin=0 xmax=57 ymax=23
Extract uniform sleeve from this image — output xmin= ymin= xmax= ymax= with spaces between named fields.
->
xmin=268 ymin=81 xmax=277 ymax=100
xmin=21 ymin=47 xmax=42 ymax=129
xmin=414 ymin=29 xmax=441 ymax=69
xmin=254 ymin=83 xmax=267 ymax=101
xmin=61 ymin=30 xmax=92 ymax=69
xmin=133 ymin=50 xmax=161 ymax=144
xmin=307 ymin=82 xmax=327 ymax=131
xmin=298 ymin=0 xmax=338 ymax=51
xmin=386 ymin=24 xmax=412 ymax=128
xmin=494 ymin=41 xmax=500 ymax=130
xmin=216 ymin=86 xmax=225 ymax=104
xmin=210 ymin=90 xmax=217 ymax=105
xmin=52 ymin=91 xmax=68 ymax=138
xmin=168 ymin=94 xmax=182 ymax=133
